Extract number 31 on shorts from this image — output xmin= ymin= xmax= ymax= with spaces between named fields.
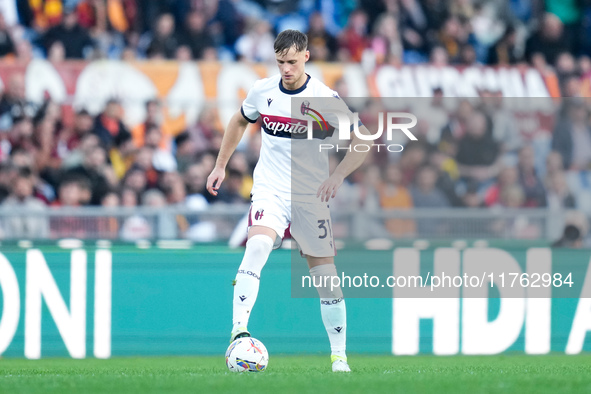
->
xmin=317 ymin=219 xmax=332 ymax=239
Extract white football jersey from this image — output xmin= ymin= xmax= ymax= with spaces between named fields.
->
xmin=241 ymin=73 xmax=355 ymax=202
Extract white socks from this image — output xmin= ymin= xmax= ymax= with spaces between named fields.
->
xmin=232 ymin=234 xmax=274 ymax=328
xmin=310 ymin=264 xmax=347 ymax=358
xmin=233 ymin=239 xmax=347 ymax=359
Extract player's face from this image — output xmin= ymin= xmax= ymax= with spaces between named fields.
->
xmin=276 ymin=46 xmax=309 ymax=89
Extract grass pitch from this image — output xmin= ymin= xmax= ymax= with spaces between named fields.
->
xmin=1 ymin=354 xmax=590 ymax=394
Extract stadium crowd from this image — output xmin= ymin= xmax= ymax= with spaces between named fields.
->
xmin=0 ymin=0 xmax=590 ymax=240
xmin=0 ymin=0 xmax=588 ymax=69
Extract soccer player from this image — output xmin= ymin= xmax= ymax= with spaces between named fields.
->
xmin=206 ymin=30 xmax=370 ymax=373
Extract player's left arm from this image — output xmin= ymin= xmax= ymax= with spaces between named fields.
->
xmin=317 ymin=124 xmax=372 ymax=202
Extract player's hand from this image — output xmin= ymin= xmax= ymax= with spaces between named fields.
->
xmin=317 ymin=173 xmax=344 ymax=203
xmin=207 ymin=167 xmax=225 ymax=196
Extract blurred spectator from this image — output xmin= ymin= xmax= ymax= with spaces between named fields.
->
xmin=399 ymin=0 xmax=429 ymax=59
xmin=174 ymin=44 xmax=192 ymax=61
xmin=436 ymin=16 xmax=466 ymax=63
xmin=0 ymin=163 xmax=17 ymax=202
xmin=370 ymin=13 xmax=403 ymax=65
xmin=429 ymin=44 xmax=449 ymax=67
xmin=399 ymin=143 xmax=427 ymax=186
xmin=562 ymin=74 xmax=583 ymax=98
xmin=57 ymin=109 xmax=94 ymax=159
xmin=62 ymin=133 xmax=100 ymax=169
xmin=379 ymin=163 xmax=415 ymax=237
xmin=141 ymin=13 xmax=179 ymax=59
xmin=227 ymin=151 xmax=252 ymax=200
xmin=350 ymin=164 xmax=381 ymax=212
xmin=410 ymin=88 xmax=448 ymax=144
xmin=421 ymin=0 xmax=448 ymax=32
xmin=546 ymin=172 xmax=575 ymax=209
xmin=555 ymin=52 xmax=577 ymax=85
xmin=0 ymin=12 xmax=15 ymax=58
xmin=8 ymin=116 xmax=35 ymax=155
xmin=338 ymin=9 xmax=369 ymax=62
xmin=205 ymin=0 xmax=241 ymax=51
xmin=410 ymin=165 xmax=450 ymax=208
xmin=134 ymin=146 xmax=158 ymax=186
xmin=15 ymin=39 xmax=34 ymax=62
xmin=1 ymin=168 xmax=48 ymax=238
xmin=458 ymin=44 xmax=479 ymax=66
xmin=51 ymin=172 xmax=92 ymax=207
xmin=456 ymin=110 xmax=501 ymax=184
xmin=184 ymin=163 xmax=208 ymax=206
xmin=525 ymin=13 xmax=569 ymax=65
xmin=119 ymin=186 xmax=152 ymax=240
xmin=0 ymin=73 xmax=36 ymax=123
xmin=77 ymin=0 xmax=136 ymax=35
xmin=32 ymin=112 xmax=61 ymax=171
xmin=181 ymin=11 xmax=215 ymax=60
xmin=131 ymin=99 xmax=175 ymax=151
xmin=235 ymin=18 xmax=275 ymax=63
xmin=26 ymin=0 xmax=64 ymax=31
xmin=64 ymin=145 xmax=111 ymax=205
xmin=142 ymin=188 xmax=177 ymax=238
xmin=41 ymin=7 xmax=94 ymax=59
xmin=47 ymin=40 xmax=66 ymax=62
xmin=307 ymin=12 xmax=338 ymax=61
xmin=484 ymin=166 xmax=519 ymax=207
xmin=517 ymin=145 xmax=546 ymax=207
xmin=462 ymin=182 xmax=483 ymax=208
xmin=122 ymin=166 xmax=148 ymax=197
xmin=441 ymin=99 xmax=473 ymax=143
xmin=552 ymin=223 xmax=583 ymax=248
xmin=187 ymin=106 xmax=222 ymax=154
xmin=499 ymin=184 xmax=525 ymax=208
xmin=431 ymin=152 xmax=463 ymax=207
xmin=551 ymin=100 xmax=591 ymax=170
xmin=161 ymin=171 xmax=189 ymax=231
xmin=216 ymin=168 xmax=247 ymax=204
xmin=97 ymin=190 xmax=120 ymax=238
xmin=545 ymin=150 xmax=564 ymax=181
xmin=545 ymin=0 xmax=583 ymax=56
xmin=410 ymin=165 xmax=449 ymax=235
xmin=487 ymin=25 xmax=518 ymax=65
xmin=92 ymin=99 xmax=132 ymax=150
xmin=51 ymin=174 xmax=92 ymax=237
xmin=480 ymin=93 xmax=521 ymax=155
xmin=174 ymin=132 xmax=196 ymax=173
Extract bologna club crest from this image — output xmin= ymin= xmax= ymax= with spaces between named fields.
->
xmin=254 ymin=209 xmax=264 ymax=220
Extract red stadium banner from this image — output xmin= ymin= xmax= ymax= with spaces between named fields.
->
xmin=0 ymin=59 xmax=558 ymax=136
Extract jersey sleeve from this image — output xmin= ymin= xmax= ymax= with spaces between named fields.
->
xmin=321 ymin=89 xmax=363 ymax=132
xmin=241 ymin=81 xmax=260 ymax=124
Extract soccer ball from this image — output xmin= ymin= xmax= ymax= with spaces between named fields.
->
xmin=225 ymin=337 xmax=269 ymax=372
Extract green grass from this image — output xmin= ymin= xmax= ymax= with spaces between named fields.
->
xmin=1 ymin=355 xmax=590 ymax=394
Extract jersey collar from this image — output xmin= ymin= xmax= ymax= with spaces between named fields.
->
xmin=279 ymin=73 xmax=310 ymax=95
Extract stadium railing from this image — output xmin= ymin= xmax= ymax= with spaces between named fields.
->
xmin=0 ymin=206 xmax=571 ymax=242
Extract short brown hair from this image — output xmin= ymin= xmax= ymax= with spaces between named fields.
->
xmin=274 ymin=29 xmax=308 ymax=55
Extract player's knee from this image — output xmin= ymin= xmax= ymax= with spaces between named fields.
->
xmin=245 ymin=234 xmax=274 ymax=255
xmin=239 ymin=234 xmax=274 ymax=273
xmin=309 ymin=263 xmax=344 ymax=299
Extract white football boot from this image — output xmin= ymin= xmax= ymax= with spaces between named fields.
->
xmin=230 ymin=325 xmax=251 ymax=343
xmin=331 ymin=355 xmax=351 ymax=372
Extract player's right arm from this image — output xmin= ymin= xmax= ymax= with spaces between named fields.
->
xmin=206 ymin=111 xmax=251 ymax=196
